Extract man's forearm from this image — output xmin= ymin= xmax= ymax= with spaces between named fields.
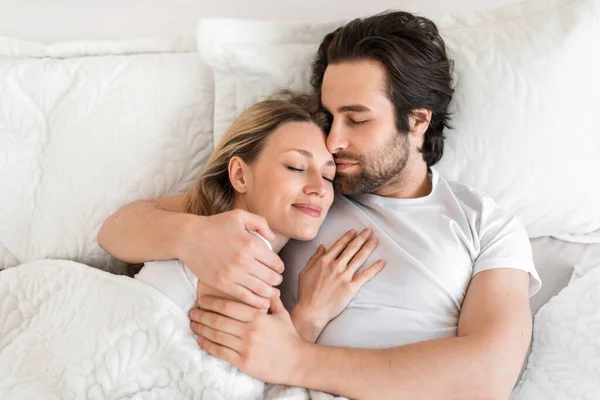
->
xmin=294 ymin=334 xmax=524 ymax=400
xmin=97 ymin=200 xmax=189 ymax=263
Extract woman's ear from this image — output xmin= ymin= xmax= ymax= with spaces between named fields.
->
xmin=228 ymin=156 xmax=250 ymax=194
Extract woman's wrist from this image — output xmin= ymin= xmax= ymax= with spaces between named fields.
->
xmin=290 ymin=304 xmax=329 ymax=343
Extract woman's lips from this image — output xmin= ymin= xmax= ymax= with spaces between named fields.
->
xmin=292 ymin=203 xmax=322 ymax=217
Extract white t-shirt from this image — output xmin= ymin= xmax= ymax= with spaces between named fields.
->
xmin=135 ymin=231 xmax=273 ymax=313
xmin=279 ymin=168 xmax=541 ymax=349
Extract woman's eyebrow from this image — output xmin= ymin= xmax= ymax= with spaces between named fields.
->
xmin=286 ymin=149 xmax=336 ymax=166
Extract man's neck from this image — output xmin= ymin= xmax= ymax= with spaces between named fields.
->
xmin=372 ymin=162 xmax=432 ymax=199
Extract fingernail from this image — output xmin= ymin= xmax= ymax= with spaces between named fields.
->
xmin=262 ymin=300 xmax=270 ymax=309
xmin=274 ymin=288 xmax=280 ymax=297
xmin=350 ymin=229 xmax=357 ymax=235
xmin=197 ymin=296 xmax=203 ymax=305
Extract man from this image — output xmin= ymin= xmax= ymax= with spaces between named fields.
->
xmin=98 ymin=11 xmax=540 ymax=400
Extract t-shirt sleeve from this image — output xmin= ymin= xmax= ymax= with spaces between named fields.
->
xmin=473 ymin=197 xmax=542 ymax=297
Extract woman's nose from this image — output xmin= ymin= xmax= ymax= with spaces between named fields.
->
xmin=305 ymin=173 xmax=327 ymax=197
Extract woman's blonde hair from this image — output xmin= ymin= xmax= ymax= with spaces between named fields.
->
xmin=183 ymin=92 xmax=329 ymax=217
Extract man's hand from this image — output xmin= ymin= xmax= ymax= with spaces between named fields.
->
xmin=98 ymin=196 xmax=283 ymax=310
xmin=178 ymin=209 xmax=284 ymax=309
xmin=190 ymin=296 xmax=306 ymax=384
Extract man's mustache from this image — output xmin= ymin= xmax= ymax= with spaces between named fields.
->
xmin=333 ymin=152 xmax=362 ymax=162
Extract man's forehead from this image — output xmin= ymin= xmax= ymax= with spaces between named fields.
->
xmin=321 ymin=61 xmax=388 ymax=111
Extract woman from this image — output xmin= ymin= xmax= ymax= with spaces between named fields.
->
xmin=134 ymin=92 xmax=384 ymax=343
xmin=0 ymin=93 xmax=383 ymax=400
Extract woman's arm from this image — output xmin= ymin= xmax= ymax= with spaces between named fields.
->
xmin=279 ymin=228 xmax=384 ymax=343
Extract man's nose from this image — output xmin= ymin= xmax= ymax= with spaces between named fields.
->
xmin=327 ymin=120 xmax=348 ymax=154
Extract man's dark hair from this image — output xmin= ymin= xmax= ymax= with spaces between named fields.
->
xmin=311 ymin=11 xmax=454 ymax=166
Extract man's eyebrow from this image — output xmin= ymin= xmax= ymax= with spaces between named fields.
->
xmin=338 ymin=104 xmax=371 ymax=113
xmin=287 ymin=149 xmax=336 ymax=167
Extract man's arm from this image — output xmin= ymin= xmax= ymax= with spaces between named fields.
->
xmin=194 ymin=268 xmax=531 ymax=400
xmin=295 ymin=268 xmax=532 ymax=400
xmin=97 ymin=196 xmax=284 ymax=308
xmin=97 ymin=196 xmax=187 ymax=263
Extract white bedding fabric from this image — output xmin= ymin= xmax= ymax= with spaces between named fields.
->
xmin=0 ymin=37 xmax=214 ymax=273
xmin=0 ymin=260 xmax=347 ymax=400
xmin=529 ymin=237 xmax=600 ymax=315
xmin=1 ymin=241 xmax=599 ymax=399
xmin=197 ymin=0 xmax=600 ymax=242
xmin=511 ymin=259 xmax=600 ymax=400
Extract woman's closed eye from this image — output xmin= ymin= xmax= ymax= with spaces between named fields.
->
xmin=287 ymin=165 xmax=305 ymax=173
xmin=287 ymin=166 xmax=334 ymax=183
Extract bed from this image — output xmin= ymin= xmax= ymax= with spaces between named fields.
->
xmin=1 ymin=0 xmax=600 ymax=398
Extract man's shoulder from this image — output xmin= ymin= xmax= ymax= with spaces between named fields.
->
xmin=437 ymin=172 xmax=520 ymax=233
xmin=440 ymin=174 xmax=500 ymax=214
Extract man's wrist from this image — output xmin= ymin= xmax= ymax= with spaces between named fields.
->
xmin=169 ymin=212 xmax=201 ymax=260
xmin=290 ymin=304 xmax=328 ymax=343
xmin=288 ymin=338 xmax=319 ymax=387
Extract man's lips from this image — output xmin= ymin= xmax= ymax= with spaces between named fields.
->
xmin=292 ymin=203 xmax=322 ymax=217
xmin=335 ymin=160 xmax=359 ymax=171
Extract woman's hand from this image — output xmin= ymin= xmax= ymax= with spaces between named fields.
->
xmin=292 ymin=228 xmax=385 ymax=342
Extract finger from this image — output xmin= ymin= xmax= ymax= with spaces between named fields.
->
xmin=352 ymin=260 xmax=385 ymax=288
xmin=323 ymin=229 xmax=357 ymax=260
xmin=198 ymin=336 xmax=242 ymax=367
xmin=243 ymin=273 xmax=280 ymax=299
xmin=190 ymin=310 xmax=245 ymax=337
xmin=228 ymin=284 xmax=272 ymax=310
xmin=302 ymin=245 xmax=326 ymax=272
xmin=269 ymin=296 xmax=287 ymax=316
xmin=239 ymin=210 xmax=275 ymax=241
xmin=311 ymin=244 xmax=326 ymax=261
xmin=256 ymin=251 xmax=285 ymax=275
xmin=346 ymin=236 xmax=378 ymax=275
xmin=199 ymin=295 xmax=262 ymax=321
xmin=337 ymin=228 xmax=373 ymax=266
xmin=194 ymin=323 xmax=243 ymax=352
xmin=247 ymin=260 xmax=283 ymax=287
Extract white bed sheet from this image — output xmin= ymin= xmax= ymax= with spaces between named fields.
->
xmin=529 ymin=237 xmax=600 ymax=315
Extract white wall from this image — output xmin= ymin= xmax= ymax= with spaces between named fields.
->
xmin=0 ymin=0 xmax=518 ymax=43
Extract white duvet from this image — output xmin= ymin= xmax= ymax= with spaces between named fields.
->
xmin=10 ymin=258 xmax=600 ymax=399
xmin=0 ymin=260 xmax=344 ymax=400
xmin=511 ymin=260 xmax=600 ymax=400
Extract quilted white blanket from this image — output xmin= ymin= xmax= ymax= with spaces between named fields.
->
xmin=0 ymin=260 xmax=341 ymax=400
xmin=511 ymin=260 xmax=600 ymax=400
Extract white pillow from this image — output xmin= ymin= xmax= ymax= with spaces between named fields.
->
xmin=0 ymin=37 xmax=214 ymax=273
xmin=196 ymin=0 xmax=600 ymax=241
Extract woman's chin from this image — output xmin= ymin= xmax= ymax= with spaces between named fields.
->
xmin=286 ymin=226 xmax=319 ymax=242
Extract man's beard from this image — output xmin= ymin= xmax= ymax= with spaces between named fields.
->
xmin=333 ymin=132 xmax=410 ymax=195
